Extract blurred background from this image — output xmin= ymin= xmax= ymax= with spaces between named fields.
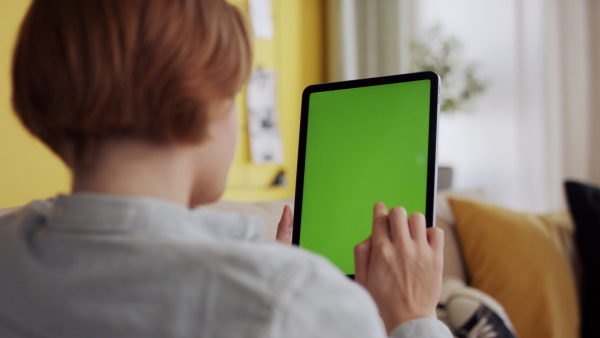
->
xmin=1 ymin=0 xmax=598 ymax=212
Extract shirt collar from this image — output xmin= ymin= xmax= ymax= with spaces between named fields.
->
xmin=44 ymin=193 xmax=264 ymax=241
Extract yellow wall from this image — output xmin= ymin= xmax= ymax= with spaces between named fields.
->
xmin=224 ymin=0 xmax=325 ymax=201
xmin=0 ymin=0 xmax=71 ymax=208
xmin=0 ymin=0 xmax=324 ymax=208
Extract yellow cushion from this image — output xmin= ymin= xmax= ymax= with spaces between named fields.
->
xmin=449 ymin=198 xmax=579 ymax=338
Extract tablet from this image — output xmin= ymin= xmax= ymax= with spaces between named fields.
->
xmin=292 ymin=71 xmax=440 ymax=277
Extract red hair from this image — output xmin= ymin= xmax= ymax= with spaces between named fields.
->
xmin=12 ymin=0 xmax=252 ymax=162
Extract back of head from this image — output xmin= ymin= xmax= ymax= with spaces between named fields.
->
xmin=12 ymin=0 xmax=252 ymax=164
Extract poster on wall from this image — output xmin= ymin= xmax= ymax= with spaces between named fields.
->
xmin=246 ymin=68 xmax=284 ymax=165
xmin=249 ymin=0 xmax=274 ymax=40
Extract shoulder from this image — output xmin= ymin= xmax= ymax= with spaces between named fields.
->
xmin=230 ymin=244 xmax=387 ymax=338
xmin=175 ymin=238 xmax=386 ymax=337
xmin=0 ymin=199 xmax=53 ymax=234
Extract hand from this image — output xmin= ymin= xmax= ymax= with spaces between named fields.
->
xmin=276 ymin=205 xmax=293 ymax=245
xmin=354 ymin=202 xmax=444 ymax=334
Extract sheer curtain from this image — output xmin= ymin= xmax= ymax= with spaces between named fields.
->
xmin=587 ymin=1 xmax=600 ymax=186
xmin=325 ymin=0 xmax=415 ymax=82
xmin=326 ymin=0 xmax=596 ymax=212
xmin=516 ymin=0 xmax=591 ymax=211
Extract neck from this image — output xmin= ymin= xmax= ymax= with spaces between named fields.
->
xmin=71 ymin=140 xmax=196 ymax=207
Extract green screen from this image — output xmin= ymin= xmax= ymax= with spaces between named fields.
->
xmin=299 ymin=79 xmax=431 ymax=274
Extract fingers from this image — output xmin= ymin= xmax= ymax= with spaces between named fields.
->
xmin=354 ymin=237 xmax=372 ymax=287
xmin=276 ymin=205 xmax=293 ymax=245
xmin=372 ymin=202 xmax=390 ymax=244
xmin=360 ymin=207 xmax=445 ymax=332
xmin=407 ymin=212 xmax=427 ymax=243
xmin=387 ymin=207 xmax=409 ymax=243
xmin=426 ymin=227 xmax=444 ymax=253
xmin=388 ymin=209 xmax=431 ymax=247
xmin=427 ymin=227 xmax=444 ymax=272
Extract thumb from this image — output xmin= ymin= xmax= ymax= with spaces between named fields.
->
xmin=276 ymin=205 xmax=293 ymax=245
xmin=354 ymin=237 xmax=372 ymax=287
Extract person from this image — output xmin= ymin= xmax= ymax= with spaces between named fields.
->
xmin=0 ymin=0 xmax=452 ymax=337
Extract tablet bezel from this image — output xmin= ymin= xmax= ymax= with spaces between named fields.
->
xmin=292 ymin=71 xmax=440 ymax=275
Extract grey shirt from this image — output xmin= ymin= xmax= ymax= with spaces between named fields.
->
xmin=0 ymin=194 xmax=452 ymax=338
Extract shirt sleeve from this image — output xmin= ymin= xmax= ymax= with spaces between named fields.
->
xmin=390 ymin=318 xmax=454 ymax=338
xmin=267 ymin=252 xmax=453 ymax=338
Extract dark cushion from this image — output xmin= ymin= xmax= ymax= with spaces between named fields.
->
xmin=565 ymin=181 xmax=600 ymax=338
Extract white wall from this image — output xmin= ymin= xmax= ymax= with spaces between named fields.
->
xmin=416 ymin=0 xmax=526 ymax=210
xmin=589 ymin=0 xmax=600 ymax=185
xmin=416 ymin=0 xmax=596 ymax=211
xmin=328 ymin=0 xmax=595 ymax=211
